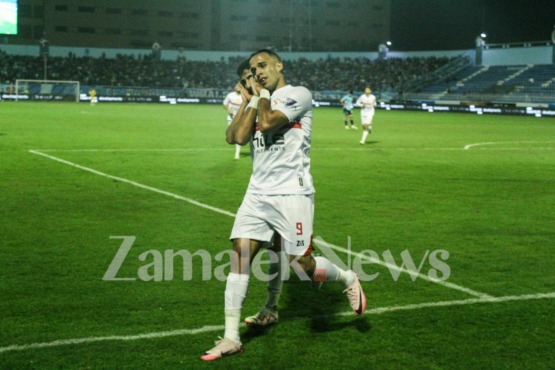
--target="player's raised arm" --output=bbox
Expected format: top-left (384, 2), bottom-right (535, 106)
top-left (226, 83), bottom-right (249, 144)
top-left (231, 83), bottom-right (258, 146)
top-left (227, 61), bottom-right (258, 146)
top-left (255, 89), bottom-right (289, 133)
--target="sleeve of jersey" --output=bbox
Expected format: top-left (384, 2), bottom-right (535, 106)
top-left (273, 87), bottom-right (312, 122)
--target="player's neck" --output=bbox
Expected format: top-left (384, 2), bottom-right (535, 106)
top-left (272, 79), bottom-right (287, 93)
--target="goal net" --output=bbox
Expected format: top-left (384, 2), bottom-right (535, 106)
top-left (15, 79), bottom-right (80, 102)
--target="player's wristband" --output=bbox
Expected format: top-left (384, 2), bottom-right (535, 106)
top-left (247, 96), bottom-right (259, 110)
top-left (259, 89), bottom-right (270, 100)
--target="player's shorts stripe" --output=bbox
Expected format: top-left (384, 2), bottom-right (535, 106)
top-left (303, 234), bottom-right (314, 256)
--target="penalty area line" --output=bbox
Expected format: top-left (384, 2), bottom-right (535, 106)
top-left (1, 291), bottom-right (554, 354)
top-left (28, 149), bottom-right (491, 298)
top-left (33, 148), bottom-right (230, 152)
top-left (32, 147), bottom-right (465, 153)
top-left (27, 150), bottom-right (236, 218)
top-left (313, 237), bottom-right (492, 299)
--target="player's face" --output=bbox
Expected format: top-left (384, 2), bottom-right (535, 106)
top-left (250, 52), bottom-right (283, 92)
top-left (365, 88), bottom-right (371, 95)
top-left (240, 69), bottom-right (253, 87)
top-left (240, 69), bottom-right (254, 94)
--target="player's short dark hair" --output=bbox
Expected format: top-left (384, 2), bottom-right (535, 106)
top-left (249, 48), bottom-right (282, 63)
top-left (236, 59), bottom-right (251, 77)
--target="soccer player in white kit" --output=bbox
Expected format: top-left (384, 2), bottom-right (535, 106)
top-left (356, 87), bottom-right (377, 144)
top-left (201, 49), bottom-right (367, 361)
top-left (223, 86), bottom-right (243, 159)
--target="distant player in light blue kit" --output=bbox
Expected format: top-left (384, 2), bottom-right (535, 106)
top-left (340, 90), bottom-right (357, 129)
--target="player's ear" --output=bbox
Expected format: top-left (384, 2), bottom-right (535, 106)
top-left (276, 62), bottom-right (283, 73)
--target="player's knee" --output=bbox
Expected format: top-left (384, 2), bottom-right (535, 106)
top-left (230, 239), bottom-right (252, 262)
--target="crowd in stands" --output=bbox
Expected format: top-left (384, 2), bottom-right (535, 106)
top-left (0, 49), bottom-right (453, 93)
top-left (286, 56), bottom-right (452, 93)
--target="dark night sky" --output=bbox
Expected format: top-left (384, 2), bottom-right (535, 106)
top-left (390, 0), bottom-right (555, 51)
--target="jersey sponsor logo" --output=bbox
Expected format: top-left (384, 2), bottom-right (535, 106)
top-left (252, 132), bottom-right (285, 150)
top-left (273, 97), bottom-right (297, 107)
top-left (285, 98), bottom-right (297, 107)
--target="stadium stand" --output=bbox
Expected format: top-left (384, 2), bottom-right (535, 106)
top-left (0, 50), bottom-right (452, 96)
top-left (1, 48), bottom-right (553, 106)
top-left (442, 64), bottom-right (555, 104)
top-left (403, 60), bottom-right (555, 104)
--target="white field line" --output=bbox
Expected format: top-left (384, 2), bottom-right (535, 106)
top-left (470, 148), bottom-right (555, 150)
top-left (28, 150), bottom-right (236, 218)
top-left (464, 140), bottom-right (555, 150)
top-left (28, 149), bottom-right (491, 298)
top-left (32, 144), bottom-right (555, 153)
top-left (34, 147), bottom-right (463, 152)
top-left (313, 237), bottom-right (492, 299)
top-left (1, 291), bottom-right (554, 354)
top-left (35, 148), bottom-right (231, 152)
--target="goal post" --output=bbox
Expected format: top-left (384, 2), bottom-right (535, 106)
top-left (15, 79), bottom-right (81, 102)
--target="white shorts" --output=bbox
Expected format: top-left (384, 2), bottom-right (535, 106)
top-left (361, 110), bottom-right (374, 125)
top-left (230, 193), bottom-right (314, 256)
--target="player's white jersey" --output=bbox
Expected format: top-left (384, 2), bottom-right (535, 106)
top-left (223, 92), bottom-right (243, 122)
top-left (356, 94), bottom-right (377, 112)
top-left (247, 85), bottom-right (314, 195)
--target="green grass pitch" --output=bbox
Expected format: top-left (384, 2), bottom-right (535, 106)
top-left (0, 101), bottom-right (554, 369)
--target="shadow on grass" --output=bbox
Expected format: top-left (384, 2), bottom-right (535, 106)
top-left (310, 313), bottom-right (371, 334)
top-left (242, 274), bottom-right (371, 345)
top-left (242, 323), bottom-right (276, 344)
